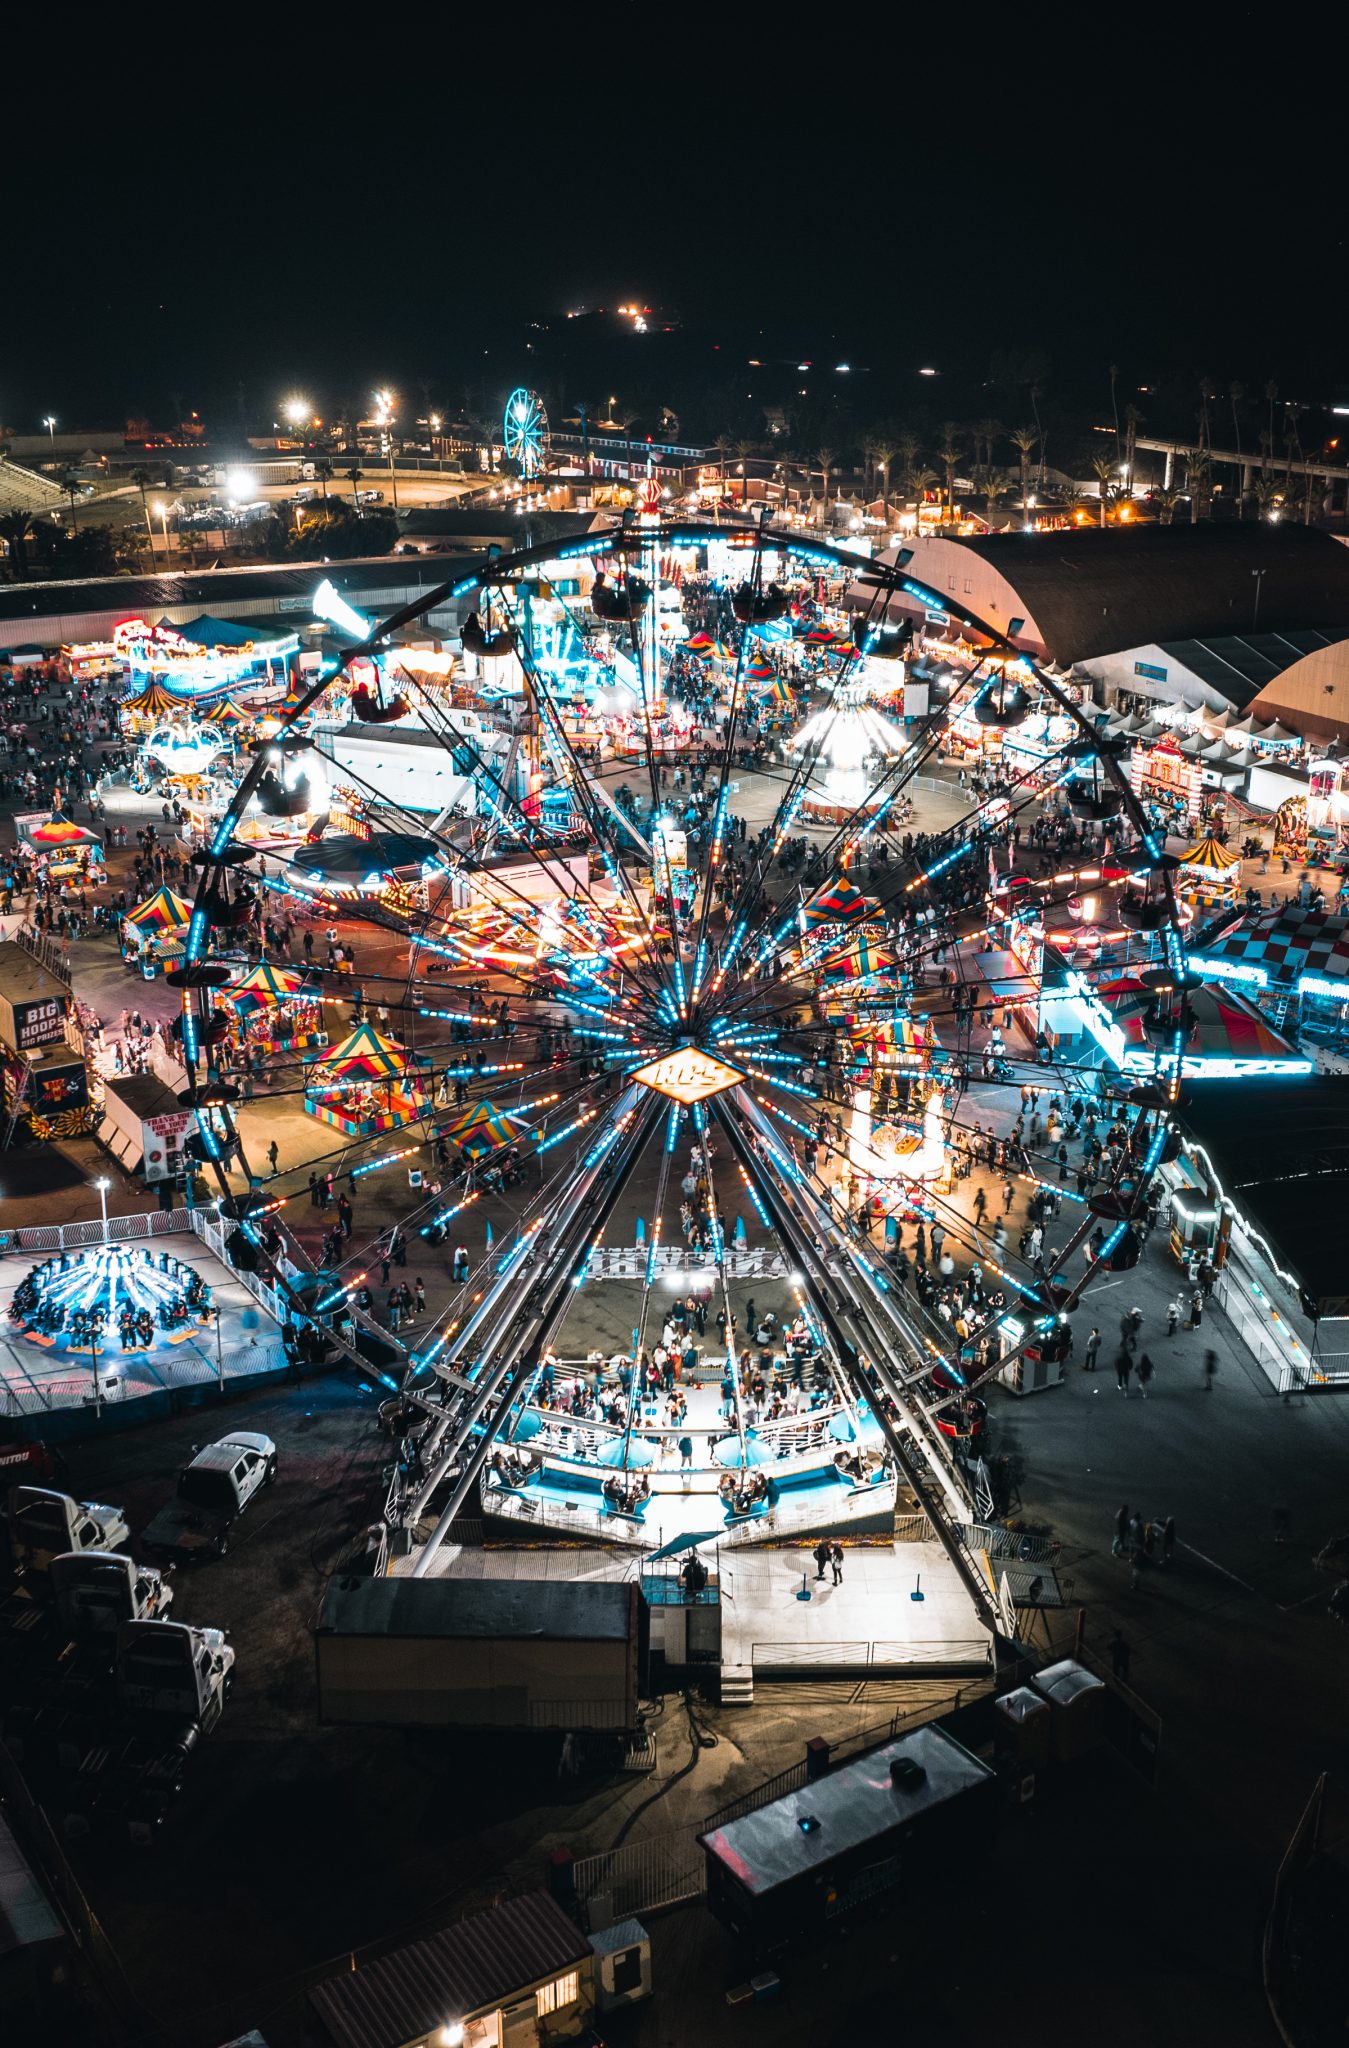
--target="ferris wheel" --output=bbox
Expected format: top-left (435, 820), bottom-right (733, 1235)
top-left (502, 387), bottom-right (548, 478)
top-left (175, 519), bottom-right (1189, 1584)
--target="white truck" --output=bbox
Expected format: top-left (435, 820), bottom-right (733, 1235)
top-left (116, 1617), bottom-right (234, 1737)
top-left (141, 1432), bottom-right (277, 1559)
top-left (6, 1486), bottom-right (131, 1575)
top-left (50, 1550), bottom-right (173, 1641)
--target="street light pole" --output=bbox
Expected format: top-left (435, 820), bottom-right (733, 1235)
top-left (94, 1176), bottom-right (110, 1244)
top-left (214, 1307), bottom-right (223, 1390)
top-left (1251, 568), bottom-right (1266, 631)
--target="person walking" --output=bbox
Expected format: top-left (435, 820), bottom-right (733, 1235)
top-left (1109, 1629), bottom-right (1131, 1682)
top-left (1188, 1287), bottom-right (1204, 1329)
top-left (1114, 1347), bottom-right (1132, 1395)
top-left (1166, 1296), bottom-right (1181, 1337)
top-left (1137, 1352), bottom-right (1155, 1399)
top-left (267, 1139), bottom-right (280, 1176)
top-left (1202, 1348), bottom-right (1218, 1392)
top-left (829, 1541), bottom-right (844, 1586)
top-left (678, 1434), bottom-right (694, 1472)
top-left (813, 1539), bottom-right (830, 1582)
top-left (1083, 1326), bottom-right (1101, 1372)
top-left (973, 1186), bottom-right (987, 1229)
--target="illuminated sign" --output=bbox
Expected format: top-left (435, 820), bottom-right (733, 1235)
top-left (1298, 973), bottom-right (1349, 1002)
top-left (632, 1048), bottom-right (743, 1106)
top-left (1194, 958), bottom-right (1268, 989)
top-left (1134, 660), bottom-right (1167, 682)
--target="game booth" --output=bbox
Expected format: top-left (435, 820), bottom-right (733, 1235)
top-left (303, 1022), bottom-right (430, 1137)
top-left (1176, 834), bottom-right (1243, 910)
top-left (121, 887), bottom-right (193, 978)
top-left (18, 817), bottom-right (105, 885)
top-left (223, 961), bottom-right (326, 1058)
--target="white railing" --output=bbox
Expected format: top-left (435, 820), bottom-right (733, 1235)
top-left (482, 1468), bottom-right (896, 1549)
top-left (189, 1210), bottom-right (287, 1327)
top-left (751, 1637), bottom-right (992, 1671)
top-left (1, 1209), bottom-right (195, 1256)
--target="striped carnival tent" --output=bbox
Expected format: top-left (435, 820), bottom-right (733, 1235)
top-left (445, 1100), bottom-right (532, 1157)
top-left (124, 886), bottom-right (192, 933)
top-left (801, 877), bottom-right (880, 927)
top-left (1179, 835), bottom-right (1241, 873)
top-left (202, 697), bottom-right (253, 727)
top-left (224, 961), bottom-right (307, 1010)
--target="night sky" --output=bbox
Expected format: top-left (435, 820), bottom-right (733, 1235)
top-left (10, 14), bottom-right (1345, 435)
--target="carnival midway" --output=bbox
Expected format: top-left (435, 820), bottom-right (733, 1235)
top-left (1, 438), bottom-right (1347, 1666)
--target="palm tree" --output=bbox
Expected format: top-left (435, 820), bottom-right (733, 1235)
top-left (61, 474), bottom-right (81, 534)
top-left (814, 447), bottom-right (836, 523)
top-left (979, 468), bottom-right (1014, 505)
top-left (907, 465), bottom-right (940, 526)
top-left (1151, 485), bottom-right (1179, 526)
top-left (1265, 380), bottom-right (1279, 459)
top-left (713, 433), bottom-right (734, 486)
top-left (1010, 425), bottom-right (1039, 515)
top-left (1089, 455), bottom-right (1115, 529)
top-left (130, 466), bottom-right (154, 549)
top-left (974, 418), bottom-right (1004, 471)
top-left (344, 465), bottom-right (365, 512)
top-left (314, 459), bottom-right (334, 508)
top-left (1122, 403), bottom-right (1143, 497)
top-left (1186, 447), bottom-right (1211, 523)
top-left (734, 437), bottom-right (756, 504)
top-left (872, 439), bottom-right (896, 519)
top-left (1252, 474), bottom-right (1281, 521)
top-left (0, 512), bottom-right (35, 578)
top-left (896, 430), bottom-right (920, 483)
top-left (937, 425), bottom-right (963, 521)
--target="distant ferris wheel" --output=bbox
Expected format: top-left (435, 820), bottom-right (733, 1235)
top-left (502, 387), bottom-right (548, 478)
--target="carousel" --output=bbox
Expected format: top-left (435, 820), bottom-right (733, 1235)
top-left (303, 1022), bottom-right (430, 1137)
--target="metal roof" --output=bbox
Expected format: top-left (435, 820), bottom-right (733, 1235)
top-left (0, 554), bottom-right (478, 634)
top-left (1179, 1075), bottom-right (1349, 1314)
top-left (317, 1575), bottom-right (635, 1643)
top-left (904, 526), bottom-right (1349, 665)
top-left (698, 1725), bottom-right (995, 1896)
top-left (1155, 628), bottom-right (1347, 709)
top-left (309, 1891), bottom-right (591, 2048)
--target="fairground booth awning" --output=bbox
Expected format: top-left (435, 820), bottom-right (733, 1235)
top-left (304, 1022), bottom-right (429, 1137)
top-left (1194, 906), bottom-right (1349, 1001)
top-left (224, 961), bottom-right (308, 1010)
top-left (1073, 971), bottom-right (1312, 1080)
top-left (124, 886), bottom-right (193, 934)
top-left (120, 680), bottom-right (190, 722)
top-left (445, 1100), bottom-right (533, 1157)
top-left (801, 878), bottom-right (880, 928)
top-left (202, 696), bottom-right (253, 727)
top-left (23, 818), bottom-right (102, 850)
top-left (1179, 835), bottom-right (1241, 874)
top-left (1180, 1076), bottom-right (1349, 1317)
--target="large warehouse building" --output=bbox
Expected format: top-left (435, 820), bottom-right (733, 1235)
top-left (856, 526), bottom-right (1349, 738)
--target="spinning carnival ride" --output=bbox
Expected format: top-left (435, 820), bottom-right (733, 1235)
top-left (170, 522), bottom-right (1190, 1587)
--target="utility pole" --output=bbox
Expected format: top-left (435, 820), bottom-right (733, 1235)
top-left (1251, 568), bottom-right (1266, 632)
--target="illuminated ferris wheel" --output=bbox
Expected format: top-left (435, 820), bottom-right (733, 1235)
top-left (175, 520), bottom-right (1191, 1581)
top-left (502, 387), bottom-right (548, 478)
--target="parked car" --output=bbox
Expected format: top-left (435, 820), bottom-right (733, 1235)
top-left (141, 1433), bottom-right (276, 1560)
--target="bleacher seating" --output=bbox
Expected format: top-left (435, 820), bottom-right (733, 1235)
top-left (0, 460), bottom-right (67, 516)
